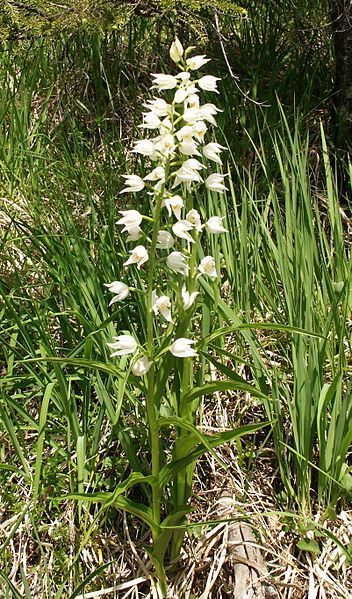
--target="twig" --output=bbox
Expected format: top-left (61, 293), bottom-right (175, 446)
top-left (214, 11), bottom-right (270, 108)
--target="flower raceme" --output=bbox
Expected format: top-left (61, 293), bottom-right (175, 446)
top-left (105, 39), bottom-right (228, 366)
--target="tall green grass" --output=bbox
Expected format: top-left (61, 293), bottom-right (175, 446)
top-left (209, 108), bottom-right (352, 513)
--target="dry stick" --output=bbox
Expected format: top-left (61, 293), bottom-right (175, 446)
top-left (214, 11), bottom-right (270, 108)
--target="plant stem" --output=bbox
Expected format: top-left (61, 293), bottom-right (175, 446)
top-left (145, 162), bottom-right (170, 532)
top-left (171, 195), bottom-right (199, 560)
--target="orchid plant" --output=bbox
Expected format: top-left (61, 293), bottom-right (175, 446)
top-left (99, 39), bottom-right (260, 595)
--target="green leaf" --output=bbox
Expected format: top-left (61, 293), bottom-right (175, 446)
top-left (19, 356), bottom-right (143, 392)
top-left (157, 415), bottom-right (227, 470)
top-left (58, 471), bottom-right (156, 506)
top-left (33, 382), bottom-right (56, 501)
top-left (297, 538), bottom-right (321, 554)
top-left (153, 506), bottom-right (193, 564)
top-left (58, 472), bottom-right (158, 534)
top-left (198, 323), bottom-right (325, 348)
top-left (184, 380), bottom-right (269, 404)
top-left (0, 572), bottom-right (23, 598)
top-left (69, 562), bottom-right (113, 599)
top-left (160, 422), bottom-right (268, 488)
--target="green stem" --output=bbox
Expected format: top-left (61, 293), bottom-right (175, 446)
top-left (171, 194), bottom-right (199, 561)
top-left (145, 161), bottom-right (170, 533)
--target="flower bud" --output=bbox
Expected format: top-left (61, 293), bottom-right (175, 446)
top-left (169, 37), bottom-right (184, 63)
top-left (131, 356), bottom-right (152, 377)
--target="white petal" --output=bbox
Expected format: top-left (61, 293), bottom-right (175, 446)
top-left (151, 74), bottom-right (178, 90)
top-left (166, 251), bottom-right (189, 275)
top-left (132, 356), bottom-right (153, 376)
top-left (120, 175), bottom-right (145, 194)
top-left (172, 220), bottom-right (194, 243)
top-left (186, 55), bottom-right (210, 70)
top-left (132, 139), bottom-right (155, 156)
top-left (197, 75), bottom-right (220, 93)
top-left (170, 37), bottom-right (184, 63)
top-left (170, 338), bottom-right (197, 358)
top-left (205, 174), bottom-right (228, 193)
top-left (182, 286), bottom-right (199, 309)
top-left (206, 216), bottom-right (228, 234)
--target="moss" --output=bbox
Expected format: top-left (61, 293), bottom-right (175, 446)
top-left (0, 0), bottom-right (245, 43)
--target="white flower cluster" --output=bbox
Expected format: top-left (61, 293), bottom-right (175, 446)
top-left (105, 38), bottom-right (228, 374)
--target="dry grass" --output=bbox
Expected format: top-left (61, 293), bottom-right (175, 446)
top-left (1, 390), bottom-right (351, 598)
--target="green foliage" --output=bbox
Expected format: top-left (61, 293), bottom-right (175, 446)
top-left (0, 0), bottom-right (244, 42)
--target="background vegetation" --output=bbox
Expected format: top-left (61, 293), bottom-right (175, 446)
top-left (0, 0), bottom-right (351, 597)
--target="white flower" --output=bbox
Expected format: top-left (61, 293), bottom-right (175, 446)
top-left (186, 55), bottom-right (210, 70)
top-left (131, 356), bottom-right (153, 376)
top-left (132, 139), bottom-right (155, 156)
top-left (203, 142), bottom-right (225, 164)
top-left (170, 338), bottom-right (197, 358)
top-left (120, 175), bottom-right (145, 194)
top-left (126, 226), bottom-right (143, 242)
top-left (159, 118), bottom-right (172, 133)
top-left (104, 281), bottom-right (130, 305)
top-left (152, 293), bottom-right (172, 322)
top-left (157, 230), bottom-right (175, 249)
top-left (116, 210), bottom-right (143, 232)
top-left (107, 334), bottom-right (137, 357)
top-left (198, 75), bottom-right (220, 93)
top-left (186, 209), bottom-right (202, 231)
top-left (181, 83), bottom-right (198, 97)
top-left (143, 97), bottom-right (170, 117)
top-left (172, 220), bottom-right (195, 243)
top-left (206, 216), bottom-right (228, 234)
top-left (151, 74), bottom-right (178, 90)
top-left (183, 107), bottom-right (202, 124)
top-left (179, 140), bottom-right (201, 156)
top-left (139, 112), bottom-right (161, 129)
top-left (205, 173), bottom-right (228, 193)
top-left (176, 71), bottom-right (191, 82)
top-left (182, 158), bottom-right (205, 171)
top-left (170, 36), bottom-right (184, 63)
top-left (182, 286), bottom-right (199, 310)
top-left (164, 195), bottom-right (184, 220)
top-left (124, 245), bottom-right (149, 269)
top-left (185, 94), bottom-right (200, 110)
top-left (154, 133), bottom-right (175, 156)
top-left (174, 87), bottom-right (189, 104)
top-left (167, 251), bottom-right (189, 275)
top-left (199, 103), bottom-right (222, 125)
top-left (192, 121), bottom-right (207, 142)
top-left (144, 166), bottom-right (165, 182)
top-left (172, 166), bottom-right (203, 187)
top-left (176, 125), bottom-right (195, 142)
top-left (198, 256), bottom-right (217, 278)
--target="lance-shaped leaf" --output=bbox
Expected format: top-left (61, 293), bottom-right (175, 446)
top-left (152, 506), bottom-right (193, 565)
top-left (157, 415), bottom-right (227, 470)
top-left (197, 323), bottom-right (325, 348)
top-left (58, 471), bottom-right (155, 503)
top-left (58, 472), bottom-right (159, 534)
top-left (183, 379), bottom-right (270, 404)
top-left (160, 422), bottom-right (268, 488)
